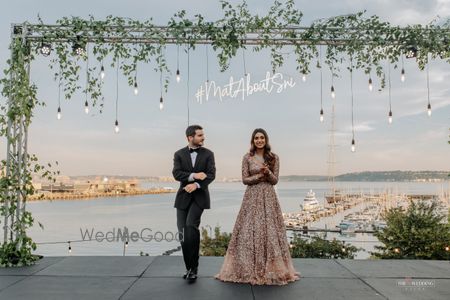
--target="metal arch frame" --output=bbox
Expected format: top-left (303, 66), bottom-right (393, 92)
top-left (3, 23), bottom-right (30, 245)
top-left (3, 22), bottom-right (449, 245)
top-left (11, 23), bottom-right (450, 45)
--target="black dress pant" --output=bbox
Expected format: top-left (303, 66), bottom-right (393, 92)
top-left (176, 199), bottom-right (204, 271)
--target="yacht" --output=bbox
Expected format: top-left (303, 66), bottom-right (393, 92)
top-left (302, 190), bottom-right (321, 211)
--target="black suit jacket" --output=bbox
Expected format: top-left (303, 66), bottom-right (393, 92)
top-left (172, 146), bottom-right (216, 210)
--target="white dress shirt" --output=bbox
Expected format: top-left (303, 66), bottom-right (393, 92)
top-left (187, 147), bottom-right (201, 188)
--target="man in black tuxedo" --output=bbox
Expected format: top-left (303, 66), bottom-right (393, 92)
top-left (173, 125), bottom-right (216, 283)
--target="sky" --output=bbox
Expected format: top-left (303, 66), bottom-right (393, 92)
top-left (0, 0), bottom-right (449, 179)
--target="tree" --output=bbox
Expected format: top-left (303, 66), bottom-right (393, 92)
top-left (290, 234), bottom-right (360, 259)
top-left (200, 226), bottom-right (231, 256)
top-left (371, 200), bottom-right (450, 260)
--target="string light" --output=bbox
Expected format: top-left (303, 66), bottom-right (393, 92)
top-left (319, 46), bottom-right (324, 123)
top-left (176, 44), bottom-right (181, 83)
top-left (388, 62), bottom-right (393, 124)
top-left (84, 42), bottom-right (89, 114)
top-left (160, 68), bottom-right (164, 111)
top-left (368, 76), bottom-right (373, 91)
top-left (114, 58), bottom-right (120, 133)
top-left (115, 120), bottom-right (119, 133)
top-left (186, 45), bottom-right (190, 126)
top-left (394, 248), bottom-right (400, 253)
top-left (330, 69), bottom-right (336, 99)
top-left (57, 65), bottom-right (62, 120)
top-left (100, 63), bottom-right (105, 80)
top-left (350, 58), bottom-right (356, 153)
top-left (242, 47), bottom-right (248, 77)
top-left (134, 81), bottom-right (138, 95)
top-left (133, 67), bottom-right (138, 95)
top-left (206, 44), bottom-right (209, 83)
top-left (426, 62), bottom-right (432, 117)
top-left (445, 246), bottom-right (449, 252)
top-left (401, 55), bottom-right (405, 82)
top-left (302, 71), bottom-right (306, 82)
top-left (68, 241), bottom-right (72, 253)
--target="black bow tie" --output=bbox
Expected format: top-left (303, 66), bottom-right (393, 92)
top-left (189, 148), bottom-right (198, 153)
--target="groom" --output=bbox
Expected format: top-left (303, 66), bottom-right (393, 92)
top-left (173, 125), bottom-right (216, 283)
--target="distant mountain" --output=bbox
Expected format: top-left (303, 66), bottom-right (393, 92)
top-left (279, 175), bottom-right (328, 181)
top-left (280, 171), bottom-right (449, 182)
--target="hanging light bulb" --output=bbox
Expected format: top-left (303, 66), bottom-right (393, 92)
top-left (302, 73), bottom-right (306, 82)
top-left (319, 109), bottom-right (324, 122)
top-left (114, 120), bottom-right (120, 133)
top-left (134, 82), bottom-right (138, 95)
top-left (160, 96), bottom-right (164, 111)
top-left (368, 78), bottom-right (373, 91)
top-left (100, 65), bottom-right (105, 80)
top-left (351, 139), bottom-right (356, 152)
top-left (125, 241), bottom-right (129, 248)
top-left (427, 103), bottom-right (432, 116)
top-left (68, 241), bottom-right (72, 253)
top-left (176, 69), bottom-right (181, 83)
top-left (401, 68), bottom-right (405, 82)
top-left (388, 110), bottom-right (393, 124)
top-left (84, 101), bottom-right (89, 114)
top-left (57, 107), bottom-right (61, 120)
top-left (331, 85), bottom-right (335, 99)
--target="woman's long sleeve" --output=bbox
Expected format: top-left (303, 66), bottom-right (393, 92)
top-left (242, 155), bottom-right (263, 185)
top-left (265, 155), bottom-right (279, 185)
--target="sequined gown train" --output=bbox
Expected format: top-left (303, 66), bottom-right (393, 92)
top-left (214, 153), bottom-right (300, 285)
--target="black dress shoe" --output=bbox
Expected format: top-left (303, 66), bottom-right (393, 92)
top-left (187, 268), bottom-right (197, 283)
top-left (183, 269), bottom-right (190, 279)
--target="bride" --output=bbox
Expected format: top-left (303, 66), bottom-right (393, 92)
top-left (215, 128), bottom-right (300, 285)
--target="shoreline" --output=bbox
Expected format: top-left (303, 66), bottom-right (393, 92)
top-left (28, 189), bottom-right (176, 202)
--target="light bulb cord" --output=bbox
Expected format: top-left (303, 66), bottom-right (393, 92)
top-left (350, 57), bottom-right (355, 139)
top-left (116, 57), bottom-right (119, 121)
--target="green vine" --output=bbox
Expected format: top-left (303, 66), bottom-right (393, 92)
top-left (1, 0), bottom-right (449, 267)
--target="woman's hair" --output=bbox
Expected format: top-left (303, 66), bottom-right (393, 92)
top-left (249, 128), bottom-right (276, 171)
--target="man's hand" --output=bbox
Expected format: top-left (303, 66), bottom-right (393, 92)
top-left (184, 183), bottom-right (198, 193)
top-left (193, 172), bottom-right (207, 180)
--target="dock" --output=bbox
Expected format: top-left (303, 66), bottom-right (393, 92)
top-left (28, 188), bottom-right (175, 201)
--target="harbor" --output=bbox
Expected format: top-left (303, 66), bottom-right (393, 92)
top-left (28, 178), bottom-right (175, 201)
top-left (283, 187), bottom-right (450, 257)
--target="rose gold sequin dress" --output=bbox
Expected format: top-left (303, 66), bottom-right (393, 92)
top-left (215, 153), bottom-right (300, 285)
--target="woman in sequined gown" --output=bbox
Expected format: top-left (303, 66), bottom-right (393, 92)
top-left (215, 128), bottom-right (300, 285)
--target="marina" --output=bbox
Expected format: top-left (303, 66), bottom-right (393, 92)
top-left (283, 188), bottom-right (450, 241)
